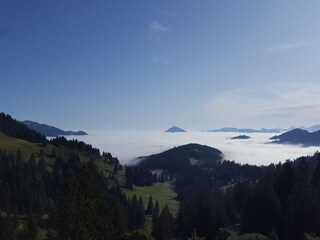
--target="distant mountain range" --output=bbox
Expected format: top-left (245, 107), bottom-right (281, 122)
top-left (165, 126), bottom-right (186, 133)
top-left (22, 120), bottom-right (88, 137)
top-left (301, 124), bottom-right (320, 132)
top-left (206, 127), bottom-right (284, 133)
top-left (270, 128), bottom-right (320, 146)
top-left (231, 135), bottom-right (251, 139)
top-left (205, 124), bottom-right (320, 133)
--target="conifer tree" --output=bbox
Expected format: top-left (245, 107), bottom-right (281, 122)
top-left (37, 155), bottom-right (47, 177)
top-left (146, 195), bottom-right (154, 215)
top-left (152, 200), bottom-right (160, 238)
top-left (155, 204), bottom-right (174, 240)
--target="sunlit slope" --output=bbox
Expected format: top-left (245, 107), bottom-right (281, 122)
top-left (0, 131), bottom-right (113, 171)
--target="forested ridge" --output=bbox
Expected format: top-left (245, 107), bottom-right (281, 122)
top-left (1, 113), bottom-right (320, 240)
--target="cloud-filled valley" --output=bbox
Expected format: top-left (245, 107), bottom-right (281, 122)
top-left (66, 130), bottom-right (319, 166)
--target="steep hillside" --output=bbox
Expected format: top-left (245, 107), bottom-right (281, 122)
top-left (0, 113), bottom-right (46, 144)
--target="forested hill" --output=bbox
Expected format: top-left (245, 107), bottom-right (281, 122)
top-left (137, 143), bottom-right (271, 185)
top-left (138, 143), bottom-right (222, 172)
top-left (0, 113), bottom-right (47, 144)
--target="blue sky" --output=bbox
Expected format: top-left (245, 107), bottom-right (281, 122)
top-left (1, 0), bottom-right (320, 130)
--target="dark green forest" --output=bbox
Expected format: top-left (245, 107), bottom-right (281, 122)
top-left (1, 113), bottom-right (320, 240)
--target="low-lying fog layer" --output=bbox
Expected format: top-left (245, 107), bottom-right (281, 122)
top-left (66, 131), bottom-right (319, 166)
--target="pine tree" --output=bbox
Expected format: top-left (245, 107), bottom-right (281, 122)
top-left (285, 159), bottom-right (320, 240)
top-left (146, 195), bottom-right (154, 215)
top-left (156, 204), bottom-right (174, 240)
top-left (138, 195), bottom-right (145, 227)
top-left (152, 200), bottom-right (160, 238)
top-left (37, 155), bottom-right (47, 177)
top-left (274, 160), bottom-right (295, 213)
top-left (56, 163), bottom-right (115, 240)
top-left (312, 155), bottom-right (320, 186)
top-left (112, 201), bottom-right (127, 235)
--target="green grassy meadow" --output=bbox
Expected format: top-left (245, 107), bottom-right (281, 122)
top-left (123, 182), bottom-right (179, 216)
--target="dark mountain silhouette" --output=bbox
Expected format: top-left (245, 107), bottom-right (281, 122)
top-left (165, 126), bottom-right (186, 132)
top-left (270, 128), bottom-right (320, 146)
top-left (231, 135), bottom-right (251, 139)
top-left (22, 120), bottom-right (87, 137)
top-left (138, 143), bottom-right (222, 172)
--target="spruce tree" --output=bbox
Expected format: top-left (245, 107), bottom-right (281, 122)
top-left (152, 200), bottom-right (160, 239)
top-left (37, 155), bottom-right (47, 177)
top-left (146, 195), bottom-right (154, 215)
top-left (56, 163), bottom-right (115, 240)
top-left (157, 205), bottom-right (174, 240)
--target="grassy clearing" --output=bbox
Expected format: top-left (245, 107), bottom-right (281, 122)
top-left (0, 132), bottom-right (117, 173)
top-left (95, 159), bottom-right (126, 185)
top-left (123, 182), bottom-right (179, 216)
top-left (189, 158), bottom-right (200, 166)
top-left (0, 133), bottom-right (42, 159)
top-left (221, 183), bottom-right (235, 192)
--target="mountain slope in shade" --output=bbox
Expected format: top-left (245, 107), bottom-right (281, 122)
top-left (22, 120), bottom-right (88, 137)
top-left (138, 143), bottom-right (222, 172)
top-left (165, 126), bottom-right (186, 132)
top-left (270, 128), bottom-right (320, 146)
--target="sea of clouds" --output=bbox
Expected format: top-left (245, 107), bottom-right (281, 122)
top-left (66, 131), bottom-right (320, 166)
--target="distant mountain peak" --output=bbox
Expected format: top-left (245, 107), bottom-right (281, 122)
top-left (231, 135), bottom-right (251, 139)
top-left (165, 126), bottom-right (186, 133)
top-left (270, 128), bottom-right (320, 146)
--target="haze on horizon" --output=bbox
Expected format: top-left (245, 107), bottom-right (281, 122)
top-left (1, 1), bottom-right (320, 130)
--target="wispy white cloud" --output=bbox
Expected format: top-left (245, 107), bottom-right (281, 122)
top-left (149, 21), bottom-right (168, 33)
top-left (264, 41), bottom-right (313, 52)
top-left (200, 83), bottom-right (320, 128)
